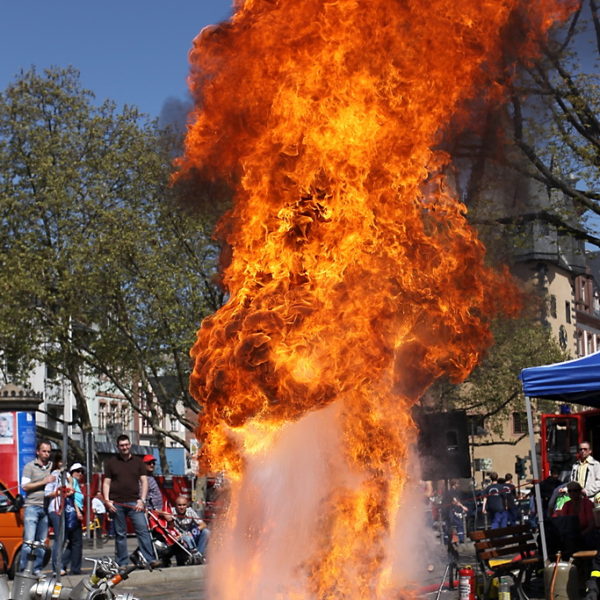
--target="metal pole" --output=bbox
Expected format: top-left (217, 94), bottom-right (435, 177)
top-left (86, 431), bottom-right (95, 549)
top-left (56, 412), bottom-right (69, 580)
top-left (525, 395), bottom-right (547, 563)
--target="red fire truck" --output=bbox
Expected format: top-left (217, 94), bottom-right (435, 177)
top-left (540, 407), bottom-right (600, 478)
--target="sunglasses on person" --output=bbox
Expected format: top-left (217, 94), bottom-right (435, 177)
top-left (72, 469), bottom-right (84, 473)
top-left (146, 461), bottom-right (156, 465)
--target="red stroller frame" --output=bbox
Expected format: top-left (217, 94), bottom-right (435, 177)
top-left (146, 509), bottom-right (202, 566)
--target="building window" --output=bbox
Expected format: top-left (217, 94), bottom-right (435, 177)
top-left (549, 295), bottom-right (557, 318)
top-left (559, 325), bottom-right (568, 350)
top-left (513, 412), bottom-right (528, 435)
top-left (109, 404), bottom-right (119, 425)
top-left (120, 406), bottom-right (132, 429)
top-left (47, 406), bottom-right (61, 432)
top-left (98, 403), bottom-right (107, 430)
top-left (467, 415), bottom-right (486, 436)
top-left (566, 301), bottom-right (571, 323)
top-left (170, 417), bottom-right (178, 431)
top-left (45, 363), bottom-right (58, 380)
top-left (141, 417), bottom-right (152, 435)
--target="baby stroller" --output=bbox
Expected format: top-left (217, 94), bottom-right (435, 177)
top-left (146, 509), bottom-right (204, 567)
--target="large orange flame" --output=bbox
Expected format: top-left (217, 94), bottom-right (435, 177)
top-left (176, 0), bottom-right (570, 597)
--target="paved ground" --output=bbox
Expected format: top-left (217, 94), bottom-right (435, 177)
top-left (16, 536), bottom-right (548, 600)
top-left (117, 575), bottom-right (206, 600)
top-left (27, 537), bottom-right (207, 600)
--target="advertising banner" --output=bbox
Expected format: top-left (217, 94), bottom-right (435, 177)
top-left (0, 411), bottom-right (36, 493)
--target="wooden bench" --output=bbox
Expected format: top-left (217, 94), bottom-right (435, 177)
top-left (468, 524), bottom-right (541, 600)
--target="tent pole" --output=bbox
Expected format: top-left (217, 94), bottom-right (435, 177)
top-left (525, 395), bottom-right (547, 563)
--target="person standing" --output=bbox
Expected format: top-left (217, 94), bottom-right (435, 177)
top-left (142, 455), bottom-right (163, 511)
top-left (92, 491), bottom-right (107, 537)
top-left (63, 463), bottom-right (85, 574)
top-left (502, 473), bottom-right (520, 525)
top-left (442, 480), bottom-right (468, 543)
top-left (44, 451), bottom-right (73, 576)
top-left (102, 434), bottom-right (154, 566)
top-left (20, 439), bottom-right (55, 574)
top-left (482, 472), bottom-right (508, 529)
top-left (46, 462), bottom-right (85, 575)
top-left (570, 441), bottom-right (600, 500)
top-left (540, 467), bottom-right (563, 517)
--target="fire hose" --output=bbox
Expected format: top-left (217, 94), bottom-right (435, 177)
top-left (1, 541), bottom-right (144, 600)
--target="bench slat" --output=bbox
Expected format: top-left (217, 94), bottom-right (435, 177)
top-left (478, 543), bottom-right (538, 561)
top-left (474, 533), bottom-right (534, 550)
top-left (469, 525), bottom-right (531, 541)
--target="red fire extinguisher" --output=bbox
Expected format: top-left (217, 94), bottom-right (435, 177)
top-left (458, 566), bottom-right (476, 600)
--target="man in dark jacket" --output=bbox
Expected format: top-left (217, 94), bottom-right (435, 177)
top-left (540, 467), bottom-right (563, 516)
top-left (502, 473), bottom-right (520, 525)
top-left (482, 472), bottom-right (507, 529)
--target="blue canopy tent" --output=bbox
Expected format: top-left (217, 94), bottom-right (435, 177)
top-left (520, 350), bottom-right (600, 561)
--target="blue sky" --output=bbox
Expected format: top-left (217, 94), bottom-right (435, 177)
top-left (0, 1), bottom-right (234, 118)
top-left (1, 2), bottom-right (595, 122)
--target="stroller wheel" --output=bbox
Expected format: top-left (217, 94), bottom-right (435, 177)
top-left (187, 552), bottom-right (204, 565)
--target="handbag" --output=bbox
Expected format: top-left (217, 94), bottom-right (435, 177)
top-left (64, 495), bottom-right (79, 531)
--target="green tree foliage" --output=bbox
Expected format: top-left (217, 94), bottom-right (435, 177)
top-left (0, 67), bottom-right (223, 456)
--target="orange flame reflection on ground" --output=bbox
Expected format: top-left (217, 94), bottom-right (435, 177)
top-left (176, 0), bottom-right (571, 597)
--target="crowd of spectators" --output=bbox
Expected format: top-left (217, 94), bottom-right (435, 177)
top-left (18, 435), bottom-right (210, 576)
top-left (425, 439), bottom-right (600, 570)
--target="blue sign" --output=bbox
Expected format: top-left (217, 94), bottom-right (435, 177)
top-left (17, 412), bottom-right (36, 492)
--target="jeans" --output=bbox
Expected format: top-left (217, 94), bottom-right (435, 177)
top-left (195, 528), bottom-right (210, 555)
top-left (48, 511), bottom-right (83, 574)
top-left (445, 514), bottom-right (465, 543)
top-left (506, 507), bottom-right (521, 526)
top-left (113, 503), bottom-right (155, 566)
top-left (490, 510), bottom-right (509, 529)
top-left (180, 527), bottom-right (210, 555)
top-left (20, 505), bottom-right (48, 573)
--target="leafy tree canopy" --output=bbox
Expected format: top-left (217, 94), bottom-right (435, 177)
top-left (0, 67), bottom-right (224, 458)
